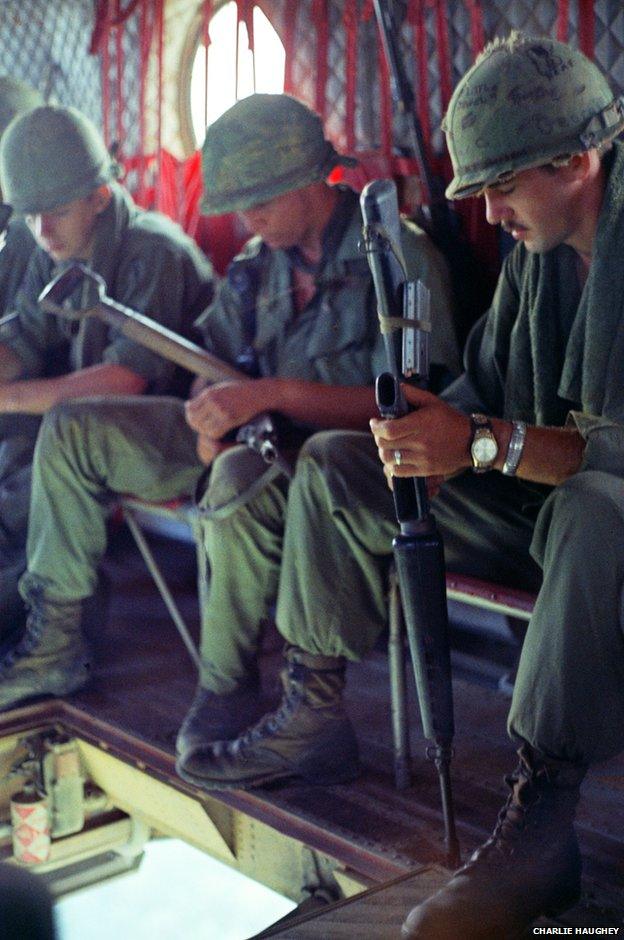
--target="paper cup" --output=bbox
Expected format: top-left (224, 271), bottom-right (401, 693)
top-left (10, 791), bottom-right (51, 865)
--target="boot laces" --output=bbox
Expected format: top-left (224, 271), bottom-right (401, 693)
top-left (467, 767), bottom-right (543, 866)
top-left (0, 613), bottom-right (43, 673)
top-left (230, 669), bottom-right (305, 755)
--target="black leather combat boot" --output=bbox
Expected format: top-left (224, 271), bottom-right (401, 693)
top-left (0, 578), bottom-right (89, 710)
top-left (176, 672), bottom-right (270, 755)
top-left (176, 645), bottom-right (361, 789)
top-left (401, 744), bottom-right (586, 939)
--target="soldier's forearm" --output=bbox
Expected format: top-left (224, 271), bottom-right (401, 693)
top-left (270, 378), bottom-right (377, 430)
top-left (490, 419), bottom-right (586, 485)
top-left (0, 363), bottom-right (148, 414)
top-left (0, 342), bottom-right (25, 383)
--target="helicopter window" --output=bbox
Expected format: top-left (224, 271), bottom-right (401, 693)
top-left (181, 1), bottom-right (285, 153)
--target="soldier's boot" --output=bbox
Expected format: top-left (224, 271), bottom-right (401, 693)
top-left (0, 580), bottom-right (90, 711)
top-left (402, 744), bottom-right (586, 940)
top-left (176, 670), bottom-right (270, 755)
top-left (176, 645), bottom-right (361, 789)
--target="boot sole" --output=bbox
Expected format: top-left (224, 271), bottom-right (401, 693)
top-left (175, 756), bottom-right (362, 791)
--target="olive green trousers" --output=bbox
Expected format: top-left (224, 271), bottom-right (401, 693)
top-left (25, 402), bottom-right (624, 765)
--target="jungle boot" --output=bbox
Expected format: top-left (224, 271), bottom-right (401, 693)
top-left (176, 670), bottom-right (271, 755)
top-left (176, 646), bottom-right (361, 789)
top-left (402, 744), bottom-right (586, 939)
top-left (0, 579), bottom-right (90, 711)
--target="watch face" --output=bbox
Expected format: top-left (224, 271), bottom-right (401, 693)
top-left (472, 436), bottom-right (498, 463)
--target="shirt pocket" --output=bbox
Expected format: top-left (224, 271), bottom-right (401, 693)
top-left (304, 278), bottom-right (376, 386)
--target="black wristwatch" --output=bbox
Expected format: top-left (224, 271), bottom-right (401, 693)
top-left (469, 413), bottom-right (498, 473)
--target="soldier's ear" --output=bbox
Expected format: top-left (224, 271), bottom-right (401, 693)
top-left (564, 152), bottom-right (592, 182)
top-left (91, 184), bottom-right (113, 215)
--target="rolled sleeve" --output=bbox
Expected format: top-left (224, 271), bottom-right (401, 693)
top-left (569, 411), bottom-right (624, 478)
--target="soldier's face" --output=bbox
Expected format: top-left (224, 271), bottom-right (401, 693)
top-left (238, 189), bottom-right (310, 249)
top-left (483, 165), bottom-right (580, 254)
top-left (25, 188), bottom-right (109, 262)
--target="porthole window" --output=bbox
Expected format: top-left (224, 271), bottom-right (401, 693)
top-left (180, 2), bottom-right (285, 153)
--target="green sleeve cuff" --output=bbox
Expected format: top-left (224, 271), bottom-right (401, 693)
top-left (568, 410), bottom-right (624, 476)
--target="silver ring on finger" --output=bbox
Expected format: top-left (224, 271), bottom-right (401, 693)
top-left (394, 450), bottom-right (402, 467)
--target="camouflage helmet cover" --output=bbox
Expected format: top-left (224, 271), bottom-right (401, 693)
top-left (0, 105), bottom-right (121, 215)
top-left (201, 93), bottom-right (357, 215)
top-left (443, 32), bottom-right (624, 199)
top-left (0, 76), bottom-right (44, 138)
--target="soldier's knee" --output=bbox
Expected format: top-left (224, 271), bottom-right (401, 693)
top-left (37, 401), bottom-right (88, 453)
top-left (204, 445), bottom-right (277, 513)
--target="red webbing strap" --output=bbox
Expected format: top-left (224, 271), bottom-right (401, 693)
top-left (101, 19), bottom-right (111, 149)
top-left (314, 0), bottom-right (329, 121)
top-left (181, 150), bottom-right (203, 239)
top-left (155, 0), bottom-right (165, 212)
top-left (435, 0), bottom-right (452, 114)
top-left (556, 0), bottom-right (570, 41)
top-left (344, 0), bottom-right (357, 152)
top-left (361, 0), bottom-right (374, 22)
top-left (114, 1), bottom-right (125, 157)
top-left (379, 28), bottom-right (393, 164)
top-left (410, 0), bottom-right (431, 163)
top-left (577, 0), bottom-right (594, 57)
top-left (467, 0), bottom-right (485, 57)
top-left (137, 0), bottom-right (153, 204)
top-left (89, 0), bottom-right (111, 53)
top-left (283, 5), bottom-right (296, 95)
top-left (110, 0), bottom-right (142, 26)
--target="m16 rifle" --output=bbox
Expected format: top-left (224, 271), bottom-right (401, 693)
top-left (38, 262), bottom-right (291, 477)
top-left (360, 177), bottom-right (459, 868)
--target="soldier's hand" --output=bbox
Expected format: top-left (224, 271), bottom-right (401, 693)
top-left (195, 433), bottom-right (231, 466)
top-left (185, 378), bottom-right (275, 438)
top-left (370, 385), bottom-right (472, 479)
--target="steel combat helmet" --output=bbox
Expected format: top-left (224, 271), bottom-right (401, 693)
top-left (201, 93), bottom-right (357, 215)
top-left (0, 77), bottom-right (44, 138)
top-left (443, 32), bottom-right (624, 199)
top-left (0, 105), bottom-right (120, 214)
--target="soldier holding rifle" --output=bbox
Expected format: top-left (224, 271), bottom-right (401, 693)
top-left (371, 33), bottom-right (624, 939)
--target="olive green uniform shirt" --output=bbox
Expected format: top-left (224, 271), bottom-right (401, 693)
top-left (0, 219), bottom-right (36, 319)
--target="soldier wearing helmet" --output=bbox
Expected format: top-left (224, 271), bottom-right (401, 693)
top-left (0, 104), bottom-right (214, 639)
top-left (0, 77), bottom-right (44, 319)
top-left (9, 93), bottom-right (459, 761)
top-left (372, 33), bottom-right (624, 937)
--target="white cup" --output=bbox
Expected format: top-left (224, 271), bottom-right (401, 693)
top-left (10, 790), bottom-right (51, 865)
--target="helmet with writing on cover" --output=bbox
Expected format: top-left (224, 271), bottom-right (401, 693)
top-left (443, 31), bottom-right (624, 200)
top-left (200, 93), bottom-right (356, 215)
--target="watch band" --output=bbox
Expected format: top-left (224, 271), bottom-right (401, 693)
top-left (502, 420), bottom-right (527, 476)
